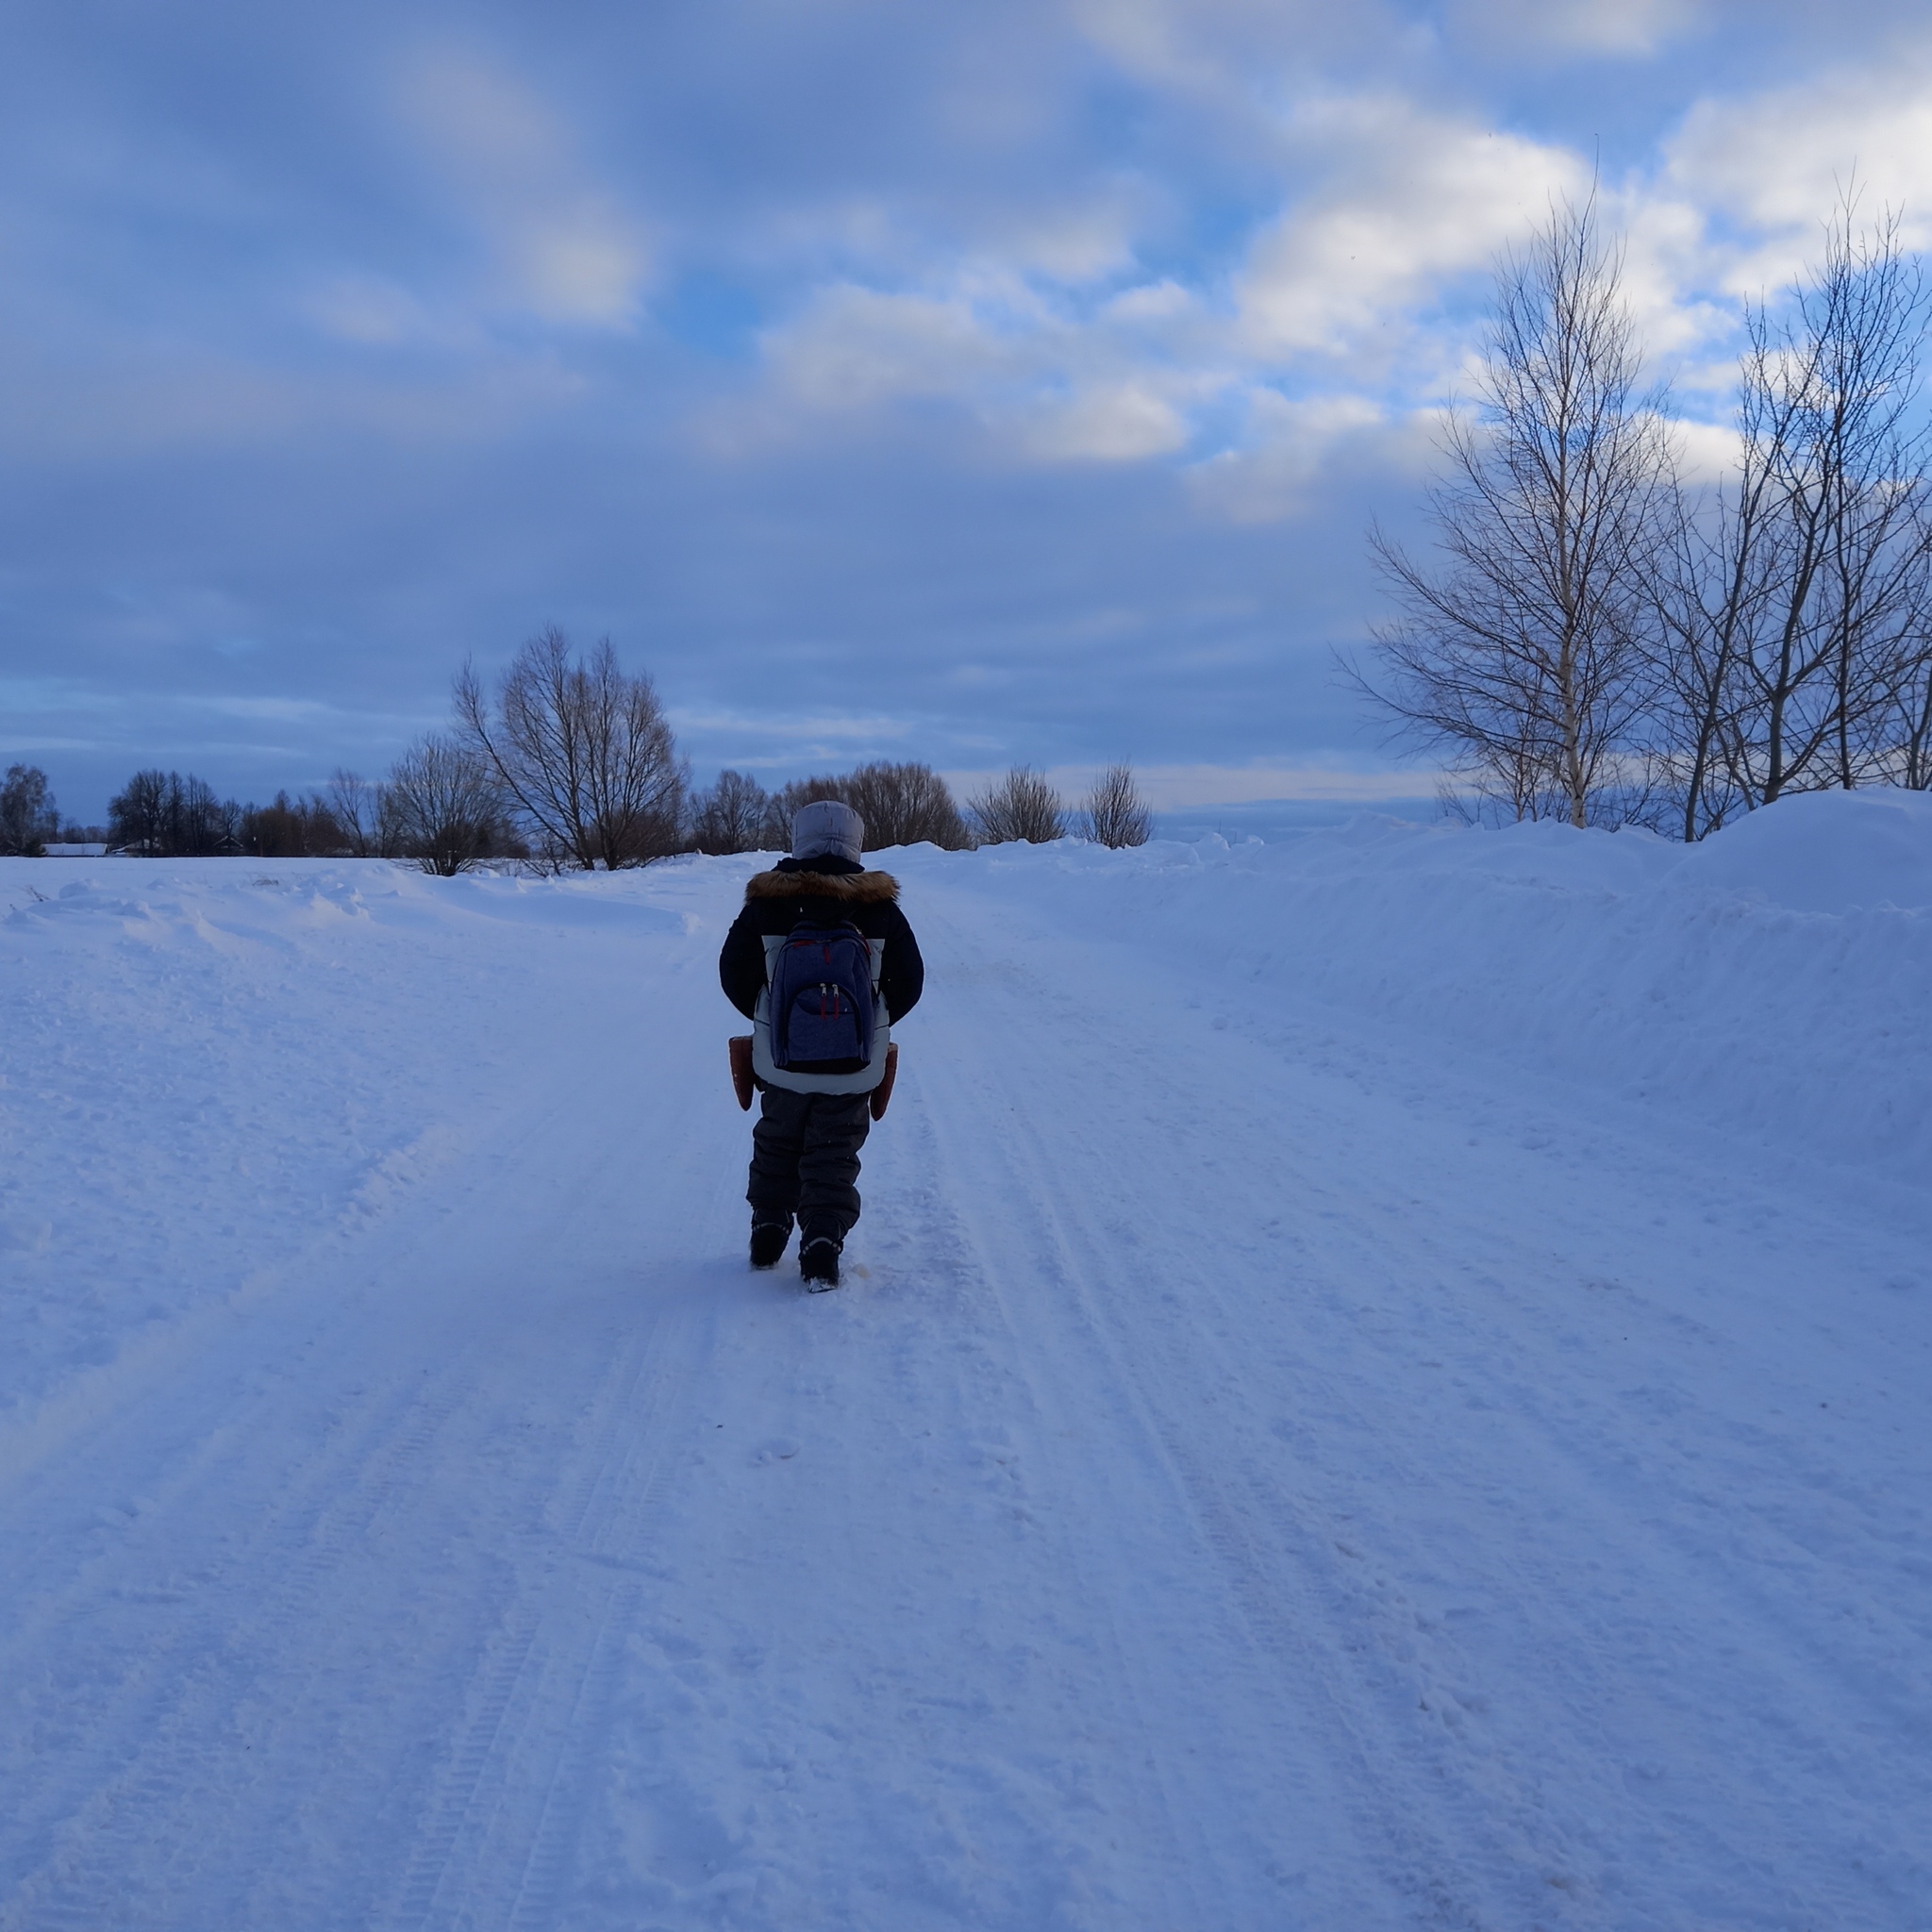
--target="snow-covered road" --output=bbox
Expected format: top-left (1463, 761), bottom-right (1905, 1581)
top-left (3, 816), bottom-right (1929, 1929)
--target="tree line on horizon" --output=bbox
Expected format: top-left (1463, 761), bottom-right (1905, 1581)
top-left (1359, 192), bottom-right (1932, 836)
top-left (3, 630), bottom-right (1153, 871)
top-left (689, 756), bottom-right (1150, 857)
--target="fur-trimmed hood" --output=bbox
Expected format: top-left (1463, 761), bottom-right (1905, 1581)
top-left (743, 867), bottom-right (900, 905)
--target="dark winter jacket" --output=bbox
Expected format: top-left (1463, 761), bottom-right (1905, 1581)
top-left (718, 856), bottom-right (924, 1025)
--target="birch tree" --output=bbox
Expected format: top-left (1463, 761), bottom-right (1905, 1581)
top-left (1654, 204), bottom-right (1932, 831)
top-left (1361, 194), bottom-right (1673, 827)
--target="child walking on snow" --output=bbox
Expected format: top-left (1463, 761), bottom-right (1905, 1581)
top-left (718, 800), bottom-right (924, 1289)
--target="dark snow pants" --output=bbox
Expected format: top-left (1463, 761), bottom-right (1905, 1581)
top-left (748, 1088), bottom-right (873, 1240)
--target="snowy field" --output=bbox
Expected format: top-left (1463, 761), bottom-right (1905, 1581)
top-left (3, 791), bottom-right (1930, 1931)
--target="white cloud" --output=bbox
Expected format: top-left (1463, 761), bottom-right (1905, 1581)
top-left (1609, 190), bottom-right (1729, 359)
top-left (1187, 390), bottom-right (1394, 522)
top-left (304, 275), bottom-right (438, 347)
top-left (1106, 279), bottom-right (1194, 325)
top-left (202, 696), bottom-right (345, 724)
top-left (989, 197), bottom-right (1148, 286)
top-left (398, 48), bottom-right (650, 328)
top-left (1066, 0), bottom-right (1252, 98)
top-left (1067, 0), bottom-right (1378, 104)
top-left (670, 708), bottom-right (913, 746)
top-left (1669, 415), bottom-right (1746, 485)
top-left (727, 51), bottom-right (1932, 504)
top-left (1236, 97), bottom-right (1586, 357)
top-left (1665, 52), bottom-right (1932, 284)
top-left (1450, 0), bottom-right (1702, 58)
top-left (1021, 380), bottom-right (1191, 460)
top-left (763, 285), bottom-right (1012, 410)
top-left (757, 276), bottom-right (1214, 461)
top-left (744, 93), bottom-right (1593, 472)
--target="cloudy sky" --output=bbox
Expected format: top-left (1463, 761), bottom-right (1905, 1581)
top-left (6, 0), bottom-right (1932, 820)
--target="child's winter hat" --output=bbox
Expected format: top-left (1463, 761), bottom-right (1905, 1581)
top-left (791, 798), bottom-right (865, 864)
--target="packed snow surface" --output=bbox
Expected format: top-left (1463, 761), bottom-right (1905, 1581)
top-left (3, 789), bottom-right (1930, 1930)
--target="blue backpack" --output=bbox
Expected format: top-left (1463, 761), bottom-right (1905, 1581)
top-left (770, 920), bottom-right (877, 1072)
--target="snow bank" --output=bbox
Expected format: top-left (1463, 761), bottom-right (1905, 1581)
top-left (0, 860), bottom-right (714, 1421)
top-left (906, 787), bottom-right (1932, 1199)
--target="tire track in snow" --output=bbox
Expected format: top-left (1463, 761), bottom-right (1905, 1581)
top-left (372, 1044), bottom-right (742, 1929)
top-left (0, 1330), bottom-right (497, 1932)
top-left (380, 1284), bottom-right (705, 1932)
top-left (903, 884), bottom-right (1540, 1926)
top-left (495, 1379), bottom-right (705, 1932)
top-left (868, 1084), bottom-right (1228, 1929)
top-left (874, 918), bottom-right (1324, 1921)
top-left (501, 1576), bottom-right (643, 1932)
top-left (384, 1606), bottom-right (547, 1929)
top-left (903, 865), bottom-right (1932, 1926)
top-left (0, 931), bottom-right (741, 1932)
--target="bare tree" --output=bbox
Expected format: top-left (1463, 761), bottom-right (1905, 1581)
top-left (1081, 763), bottom-right (1154, 847)
top-left (1653, 202), bottom-right (1932, 832)
top-left (240, 792), bottom-right (348, 858)
top-left (744, 764), bottom-right (970, 852)
top-left (760, 774), bottom-right (843, 850)
top-left (1647, 446), bottom-right (1779, 840)
top-left (689, 769), bottom-right (776, 854)
top-left (106, 771), bottom-right (243, 856)
top-left (325, 769), bottom-right (396, 858)
top-left (1357, 193), bottom-right (1673, 828)
top-left (384, 735), bottom-right (507, 875)
top-left (455, 627), bottom-right (685, 869)
top-left (968, 765), bottom-right (1065, 844)
top-left (843, 761), bottom-right (973, 849)
top-left (758, 793), bottom-right (795, 851)
top-left (1790, 209), bottom-right (1932, 795)
top-left (769, 772), bottom-right (844, 817)
top-left (0, 764), bottom-right (57, 855)
top-left (1885, 626), bottom-right (1932, 789)
top-left (106, 770), bottom-right (167, 854)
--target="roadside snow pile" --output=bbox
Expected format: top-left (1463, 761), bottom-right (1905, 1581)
top-left (927, 787), bottom-right (1932, 1199)
top-left (0, 861), bottom-right (710, 1421)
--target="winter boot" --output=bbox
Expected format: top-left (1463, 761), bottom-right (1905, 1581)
top-left (749, 1220), bottom-right (792, 1270)
top-left (798, 1227), bottom-right (842, 1291)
